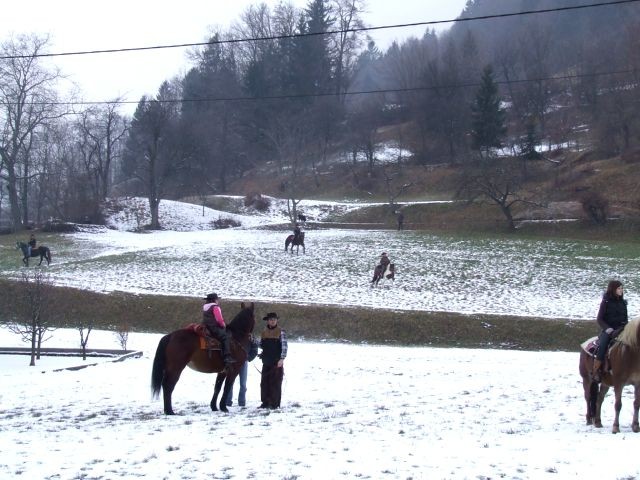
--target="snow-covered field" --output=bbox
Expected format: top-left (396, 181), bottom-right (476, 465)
top-left (1, 328), bottom-right (639, 480)
top-left (2, 197), bottom-right (638, 320)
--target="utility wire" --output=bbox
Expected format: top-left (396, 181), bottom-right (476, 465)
top-left (1, 0), bottom-right (638, 60)
top-left (20, 67), bottom-right (639, 108)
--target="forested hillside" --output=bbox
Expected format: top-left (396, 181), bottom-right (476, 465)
top-left (1, 0), bottom-right (639, 232)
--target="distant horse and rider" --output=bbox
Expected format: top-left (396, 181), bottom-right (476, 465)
top-left (579, 317), bottom-right (640, 433)
top-left (16, 241), bottom-right (52, 266)
top-left (371, 252), bottom-right (395, 287)
top-left (285, 222), bottom-right (305, 254)
top-left (151, 303), bottom-right (256, 415)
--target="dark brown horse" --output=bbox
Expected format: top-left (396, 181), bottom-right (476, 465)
top-left (285, 232), bottom-right (305, 254)
top-left (579, 318), bottom-right (640, 433)
top-left (151, 303), bottom-right (255, 415)
top-left (16, 241), bottom-right (52, 266)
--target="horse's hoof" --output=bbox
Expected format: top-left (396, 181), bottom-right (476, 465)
top-left (612, 425), bottom-right (620, 434)
top-left (632, 423), bottom-right (640, 433)
top-left (164, 410), bottom-right (175, 415)
top-left (595, 420), bottom-right (603, 428)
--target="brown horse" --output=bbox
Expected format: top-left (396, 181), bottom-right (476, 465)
top-left (285, 232), bottom-right (305, 254)
top-left (151, 303), bottom-right (255, 415)
top-left (579, 318), bottom-right (640, 433)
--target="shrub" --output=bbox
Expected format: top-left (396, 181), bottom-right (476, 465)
top-left (244, 192), bottom-right (271, 212)
top-left (580, 191), bottom-right (609, 225)
top-left (213, 217), bottom-right (241, 229)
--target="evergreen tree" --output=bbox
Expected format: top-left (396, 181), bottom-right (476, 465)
top-left (470, 64), bottom-right (506, 158)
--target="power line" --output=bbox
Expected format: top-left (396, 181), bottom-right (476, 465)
top-left (1, 0), bottom-right (638, 60)
top-left (20, 67), bottom-right (639, 109)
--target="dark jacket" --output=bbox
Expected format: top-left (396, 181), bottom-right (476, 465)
top-left (28, 237), bottom-right (36, 248)
top-left (596, 294), bottom-right (628, 331)
top-left (261, 326), bottom-right (287, 366)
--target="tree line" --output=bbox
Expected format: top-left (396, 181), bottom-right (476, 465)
top-left (1, 0), bottom-right (639, 231)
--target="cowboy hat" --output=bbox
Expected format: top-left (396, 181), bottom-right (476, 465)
top-left (262, 312), bottom-right (279, 321)
top-left (203, 293), bottom-right (219, 301)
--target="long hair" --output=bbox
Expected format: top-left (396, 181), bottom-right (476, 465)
top-left (605, 280), bottom-right (623, 299)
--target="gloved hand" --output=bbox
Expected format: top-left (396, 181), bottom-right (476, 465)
top-left (605, 328), bottom-right (614, 335)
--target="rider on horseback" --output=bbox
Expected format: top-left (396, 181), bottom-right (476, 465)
top-left (293, 222), bottom-right (302, 243)
top-left (27, 233), bottom-right (36, 257)
top-left (371, 252), bottom-right (391, 283)
top-left (202, 293), bottom-right (235, 372)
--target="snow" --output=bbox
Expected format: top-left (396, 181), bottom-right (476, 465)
top-left (2, 196), bottom-right (640, 479)
top-left (2, 196), bottom-right (636, 320)
top-left (1, 326), bottom-right (639, 479)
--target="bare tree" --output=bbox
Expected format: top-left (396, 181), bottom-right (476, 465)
top-left (76, 102), bottom-right (128, 203)
top-left (8, 270), bottom-right (54, 366)
top-left (114, 324), bottom-right (130, 351)
top-left (78, 321), bottom-right (93, 361)
top-left (0, 34), bottom-right (65, 230)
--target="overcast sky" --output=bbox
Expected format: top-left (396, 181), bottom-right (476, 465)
top-left (1, 0), bottom-right (467, 114)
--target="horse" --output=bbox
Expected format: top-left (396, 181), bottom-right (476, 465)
top-left (285, 232), bottom-right (305, 254)
top-left (16, 241), bottom-right (52, 266)
top-left (371, 263), bottom-right (395, 287)
top-left (151, 302), bottom-right (255, 415)
top-left (579, 318), bottom-right (640, 433)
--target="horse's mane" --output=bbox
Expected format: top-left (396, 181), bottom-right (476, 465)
top-left (617, 318), bottom-right (640, 349)
top-left (227, 303), bottom-right (255, 337)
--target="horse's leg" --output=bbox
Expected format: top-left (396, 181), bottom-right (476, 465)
top-left (38, 254), bottom-right (43, 266)
top-left (211, 373), bottom-right (226, 412)
top-left (594, 383), bottom-right (609, 428)
top-left (584, 377), bottom-right (598, 425)
top-left (632, 384), bottom-right (640, 433)
top-left (161, 370), bottom-right (182, 415)
top-left (161, 346), bottom-right (193, 415)
top-left (219, 371), bottom-right (239, 413)
top-left (612, 384), bottom-right (623, 433)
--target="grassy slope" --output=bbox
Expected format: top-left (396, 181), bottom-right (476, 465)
top-left (0, 279), bottom-right (596, 351)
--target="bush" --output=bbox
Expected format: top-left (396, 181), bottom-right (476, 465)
top-left (42, 220), bottom-right (78, 233)
top-left (580, 191), bottom-right (609, 225)
top-left (244, 192), bottom-right (271, 212)
top-left (213, 217), bottom-right (241, 229)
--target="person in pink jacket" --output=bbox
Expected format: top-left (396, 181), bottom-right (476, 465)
top-left (202, 293), bottom-right (234, 371)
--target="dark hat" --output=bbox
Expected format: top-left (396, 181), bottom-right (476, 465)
top-left (262, 312), bottom-right (279, 321)
top-left (381, 252), bottom-right (388, 256)
top-left (203, 293), bottom-right (219, 301)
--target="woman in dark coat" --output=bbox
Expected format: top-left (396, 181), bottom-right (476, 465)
top-left (594, 280), bottom-right (628, 375)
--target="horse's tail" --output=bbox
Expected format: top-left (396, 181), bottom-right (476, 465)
top-left (151, 334), bottom-right (171, 399)
top-left (46, 247), bottom-right (52, 264)
top-left (285, 237), bottom-right (291, 251)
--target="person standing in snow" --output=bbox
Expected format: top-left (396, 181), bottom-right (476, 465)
top-left (259, 312), bottom-right (288, 409)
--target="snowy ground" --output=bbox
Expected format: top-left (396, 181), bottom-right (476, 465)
top-left (1, 327), bottom-right (639, 480)
top-left (2, 197), bottom-right (638, 320)
top-left (2, 197), bottom-right (640, 479)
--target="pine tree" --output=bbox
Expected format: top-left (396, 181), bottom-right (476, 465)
top-left (470, 64), bottom-right (506, 158)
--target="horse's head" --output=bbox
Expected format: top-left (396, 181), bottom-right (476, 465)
top-left (227, 302), bottom-right (255, 338)
top-left (16, 241), bottom-right (27, 253)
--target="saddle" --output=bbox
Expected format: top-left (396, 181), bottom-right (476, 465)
top-left (184, 323), bottom-right (222, 351)
top-left (581, 329), bottom-right (624, 374)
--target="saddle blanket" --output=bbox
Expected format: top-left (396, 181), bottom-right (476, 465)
top-left (581, 336), bottom-right (599, 356)
top-left (184, 323), bottom-right (222, 351)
